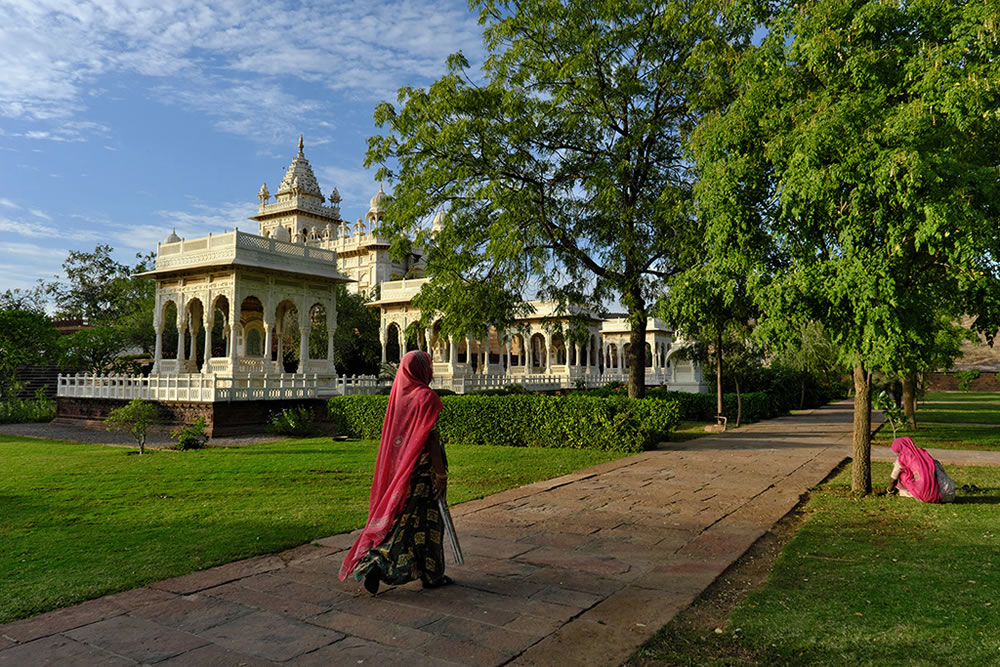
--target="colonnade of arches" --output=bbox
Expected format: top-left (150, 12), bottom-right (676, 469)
top-left (379, 321), bottom-right (605, 375)
top-left (152, 293), bottom-right (335, 374)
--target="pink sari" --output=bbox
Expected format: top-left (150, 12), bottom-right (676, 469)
top-left (339, 351), bottom-right (442, 581)
top-left (890, 437), bottom-right (941, 503)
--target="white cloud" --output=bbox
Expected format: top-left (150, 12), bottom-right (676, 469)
top-left (0, 198), bottom-right (18, 209)
top-left (30, 209), bottom-right (52, 220)
top-left (314, 165), bottom-right (382, 219)
top-left (0, 0), bottom-right (485, 141)
top-left (0, 215), bottom-right (100, 242)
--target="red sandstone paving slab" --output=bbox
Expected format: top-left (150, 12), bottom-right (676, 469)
top-left (424, 614), bottom-right (542, 655)
top-left (198, 611), bottom-right (343, 662)
top-left (418, 635), bottom-right (513, 666)
top-left (517, 531), bottom-right (592, 550)
top-left (0, 635), bottom-right (135, 667)
top-left (150, 554), bottom-right (285, 595)
top-left (155, 643), bottom-right (278, 666)
top-left (65, 614), bottom-right (209, 664)
top-left (129, 594), bottom-right (256, 633)
top-left (289, 636), bottom-right (455, 667)
top-left (102, 586), bottom-right (177, 612)
top-left (460, 553), bottom-right (543, 578)
top-left (676, 526), bottom-right (763, 561)
top-left (450, 570), bottom-right (546, 599)
top-left (0, 637), bottom-right (12, 650)
top-left (276, 543), bottom-right (340, 566)
top-left (311, 532), bottom-right (357, 550)
top-left (284, 553), bottom-right (345, 577)
top-left (309, 608), bottom-right (435, 650)
top-left (278, 565), bottom-right (359, 593)
top-left (529, 585), bottom-right (603, 610)
top-left (522, 567), bottom-right (624, 597)
top-left (384, 588), bottom-right (522, 626)
top-left (239, 574), bottom-right (353, 607)
top-left (510, 618), bottom-right (647, 667)
top-left (202, 582), bottom-right (330, 620)
top-left (330, 594), bottom-right (446, 629)
top-left (502, 614), bottom-right (565, 639)
top-left (458, 535), bottom-right (535, 559)
top-left (0, 596), bottom-right (125, 643)
top-left (579, 584), bottom-right (691, 630)
top-left (517, 547), bottom-right (631, 577)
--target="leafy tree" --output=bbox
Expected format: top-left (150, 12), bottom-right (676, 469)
top-left (59, 325), bottom-right (130, 374)
top-left (0, 309), bottom-right (60, 400)
top-left (46, 245), bottom-right (156, 354)
top-left (365, 0), bottom-right (756, 397)
top-left (693, 0), bottom-right (1000, 492)
top-left (0, 285), bottom-right (48, 312)
top-left (770, 321), bottom-right (849, 410)
top-left (333, 286), bottom-right (381, 376)
top-left (105, 399), bottom-right (160, 455)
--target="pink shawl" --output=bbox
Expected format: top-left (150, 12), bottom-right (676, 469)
top-left (339, 350), bottom-right (442, 580)
top-left (891, 436), bottom-right (940, 503)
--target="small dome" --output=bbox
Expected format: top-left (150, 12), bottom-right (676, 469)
top-left (272, 225), bottom-right (291, 242)
top-left (369, 183), bottom-right (388, 211)
top-left (329, 187), bottom-right (341, 204)
top-left (165, 228), bottom-right (181, 244)
top-left (432, 210), bottom-right (446, 234)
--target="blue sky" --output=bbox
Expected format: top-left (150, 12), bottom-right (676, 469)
top-left (0, 0), bottom-right (485, 293)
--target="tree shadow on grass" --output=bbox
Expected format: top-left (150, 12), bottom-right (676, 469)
top-left (955, 496), bottom-right (1000, 505)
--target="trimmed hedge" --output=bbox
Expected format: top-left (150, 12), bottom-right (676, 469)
top-left (328, 394), bottom-right (681, 453)
top-left (580, 386), bottom-right (792, 423)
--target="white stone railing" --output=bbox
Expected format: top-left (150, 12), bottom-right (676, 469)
top-left (58, 373), bottom-right (333, 402)
top-left (334, 375), bottom-right (385, 396)
top-left (156, 230), bottom-right (337, 270)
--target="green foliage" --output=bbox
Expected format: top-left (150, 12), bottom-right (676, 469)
top-left (46, 245), bottom-right (157, 355)
top-left (104, 399), bottom-right (160, 455)
top-left (267, 406), bottom-right (317, 437)
top-left (365, 0), bottom-right (756, 397)
top-left (0, 391), bottom-right (56, 424)
top-left (329, 394), bottom-right (682, 452)
top-left (953, 370), bottom-right (980, 392)
top-left (171, 417), bottom-right (209, 450)
top-left (0, 308), bottom-right (60, 400)
top-left (333, 285), bottom-right (381, 376)
top-left (58, 325), bottom-right (130, 374)
top-left (873, 390), bottom-right (909, 439)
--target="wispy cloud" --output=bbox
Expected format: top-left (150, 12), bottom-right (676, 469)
top-left (0, 198), bottom-right (18, 209)
top-left (0, 0), bottom-right (485, 142)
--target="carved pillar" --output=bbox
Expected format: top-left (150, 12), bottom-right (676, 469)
top-left (426, 328), bottom-right (433, 361)
top-left (202, 317), bottom-right (213, 371)
top-left (152, 311), bottom-right (163, 373)
top-left (297, 309), bottom-right (309, 374)
top-left (448, 335), bottom-right (456, 375)
top-left (263, 321), bottom-right (273, 372)
top-left (380, 325), bottom-right (387, 364)
top-left (328, 312), bottom-right (337, 375)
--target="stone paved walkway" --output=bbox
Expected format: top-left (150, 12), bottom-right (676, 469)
top-left (0, 401), bottom-right (878, 666)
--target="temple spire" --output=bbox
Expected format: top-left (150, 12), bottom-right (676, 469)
top-left (298, 135), bottom-right (304, 154)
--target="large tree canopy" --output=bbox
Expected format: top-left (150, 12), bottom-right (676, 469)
top-left (694, 0), bottom-right (1000, 491)
top-left (366, 0), bottom-right (755, 397)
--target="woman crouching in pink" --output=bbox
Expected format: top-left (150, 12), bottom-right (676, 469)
top-left (887, 437), bottom-right (956, 503)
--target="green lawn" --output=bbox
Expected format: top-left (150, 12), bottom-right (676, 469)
top-left (922, 391), bottom-right (1000, 403)
top-left (873, 422), bottom-right (1000, 451)
top-left (633, 463), bottom-right (1000, 665)
top-left (0, 435), bottom-right (620, 623)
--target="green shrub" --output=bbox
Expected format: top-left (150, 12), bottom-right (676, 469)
top-left (0, 393), bottom-right (56, 424)
top-left (172, 417), bottom-right (209, 450)
top-left (267, 406), bottom-right (317, 436)
top-left (105, 399), bottom-right (160, 455)
top-left (328, 393), bottom-right (681, 453)
top-left (954, 370), bottom-right (980, 392)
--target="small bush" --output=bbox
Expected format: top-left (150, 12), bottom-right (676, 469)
top-left (172, 417), bottom-right (209, 450)
top-left (0, 393), bottom-right (56, 424)
top-left (954, 370), bottom-right (980, 392)
top-left (329, 393), bottom-right (681, 453)
top-left (105, 399), bottom-right (160, 455)
top-left (268, 406), bottom-right (317, 436)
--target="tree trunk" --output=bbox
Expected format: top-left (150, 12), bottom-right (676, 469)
top-left (716, 332), bottom-right (724, 417)
top-left (851, 363), bottom-right (872, 494)
top-left (624, 286), bottom-right (647, 399)
top-left (799, 376), bottom-right (806, 410)
top-left (902, 373), bottom-right (917, 429)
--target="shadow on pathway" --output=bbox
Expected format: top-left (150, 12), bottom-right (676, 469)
top-left (1, 401), bottom-right (863, 666)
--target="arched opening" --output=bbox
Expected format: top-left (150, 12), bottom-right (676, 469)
top-left (456, 338), bottom-right (468, 364)
top-left (645, 342), bottom-right (653, 368)
top-left (488, 329), bottom-right (503, 365)
top-left (405, 322), bottom-right (422, 353)
top-left (430, 320), bottom-right (448, 362)
top-left (550, 333), bottom-right (566, 365)
top-left (591, 334), bottom-right (599, 366)
top-left (623, 343), bottom-right (632, 369)
top-left (184, 298), bottom-right (205, 371)
top-left (245, 325), bottom-right (264, 357)
top-left (510, 334), bottom-right (525, 367)
top-left (309, 303), bottom-right (328, 360)
top-left (530, 333), bottom-right (546, 372)
top-left (386, 323), bottom-right (402, 363)
top-left (272, 299), bottom-right (299, 372)
top-left (210, 296), bottom-right (229, 359)
top-left (608, 343), bottom-right (618, 370)
top-left (160, 300), bottom-right (178, 360)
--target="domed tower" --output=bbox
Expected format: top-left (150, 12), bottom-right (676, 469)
top-left (249, 136), bottom-right (342, 242)
top-left (364, 184), bottom-right (388, 232)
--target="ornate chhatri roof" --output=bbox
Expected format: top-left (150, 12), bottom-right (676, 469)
top-left (275, 136), bottom-right (323, 201)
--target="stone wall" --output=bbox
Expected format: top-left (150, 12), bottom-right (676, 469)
top-left (55, 397), bottom-right (330, 437)
top-left (925, 371), bottom-right (1000, 393)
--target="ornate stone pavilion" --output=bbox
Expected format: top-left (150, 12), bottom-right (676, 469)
top-left (372, 277), bottom-right (706, 394)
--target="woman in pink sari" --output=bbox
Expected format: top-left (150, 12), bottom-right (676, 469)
top-left (339, 350), bottom-right (452, 594)
top-left (887, 437), bottom-right (955, 503)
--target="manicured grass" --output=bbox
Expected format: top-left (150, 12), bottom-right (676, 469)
top-left (633, 463), bottom-right (1000, 665)
top-left (922, 391), bottom-right (1000, 403)
top-left (873, 422), bottom-right (1000, 451)
top-left (0, 435), bottom-right (620, 623)
top-left (914, 406), bottom-right (1000, 425)
top-left (668, 420), bottom-right (715, 442)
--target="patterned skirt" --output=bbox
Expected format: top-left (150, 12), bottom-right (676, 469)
top-left (354, 453), bottom-right (446, 586)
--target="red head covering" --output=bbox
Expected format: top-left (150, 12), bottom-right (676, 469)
top-left (339, 350), bottom-right (442, 580)
top-left (890, 436), bottom-right (940, 503)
